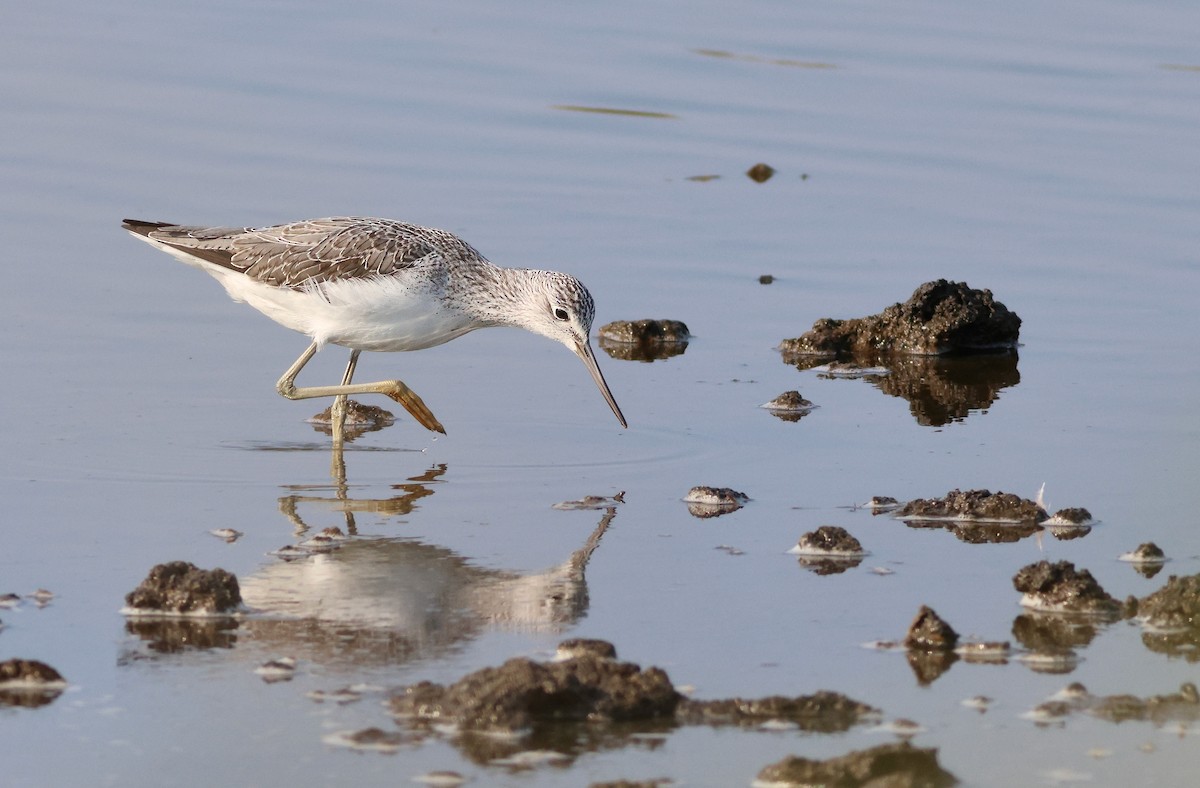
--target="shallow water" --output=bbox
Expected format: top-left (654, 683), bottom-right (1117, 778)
top-left (3, 1), bottom-right (1199, 785)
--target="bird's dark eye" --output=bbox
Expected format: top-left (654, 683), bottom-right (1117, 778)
top-left (553, 307), bottom-right (570, 321)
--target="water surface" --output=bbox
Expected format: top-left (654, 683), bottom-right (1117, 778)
top-left (2, 1), bottom-right (1198, 785)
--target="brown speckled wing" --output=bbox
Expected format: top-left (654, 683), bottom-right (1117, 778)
top-left (145, 218), bottom-right (484, 289)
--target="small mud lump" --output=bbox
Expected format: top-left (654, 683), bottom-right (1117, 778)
top-left (756, 741), bottom-right (957, 787)
top-left (780, 279), bottom-right (1021, 357)
top-left (792, 526), bottom-right (865, 556)
top-left (1012, 560), bottom-right (1121, 617)
top-left (905, 606), bottom-right (960, 651)
top-left (125, 561), bottom-right (241, 615)
top-left (0, 659), bottom-right (66, 686)
top-left (599, 319), bottom-right (691, 362)
top-left (746, 162), bottom-right (776, 183)
top-left (599, 319), bottom-right (690, 344)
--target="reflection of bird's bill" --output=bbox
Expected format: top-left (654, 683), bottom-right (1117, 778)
top-left (574, 340), bottom-right (627, 428)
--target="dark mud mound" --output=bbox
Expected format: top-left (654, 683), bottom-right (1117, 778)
top-left (1136, 573), bottom-right (1200, 660)
top-left (599, 320), bottom-right (690, 362)
top-left (0, 658), bottom-right (67, 708)
top-left (124, 561), bottom-right (242, 615)
top-left (308, 399), bottom-right (395, 438)
top-left (905, 606), bottom-right (959, 651)
top-left (1012, 560), bottom-right (1123, 617)
top-left (677, 691), bottom-right (878, 733)
top-left (897, 489), bottom-right (1046, 523)
top-left (780, 279), bottom-right (1020, 358)
top-left (756, 741), bottom-right (957, 787)
top-left (390, 650), bottom-right (680, 732)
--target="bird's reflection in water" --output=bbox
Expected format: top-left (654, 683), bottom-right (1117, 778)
top-left (233, 462), bottom-right (616, 670)
top-left (277, 463), bottom-right (445, 538)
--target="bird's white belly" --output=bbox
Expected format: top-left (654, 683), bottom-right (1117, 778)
top-left (210, 266), bottom-right (477, 352)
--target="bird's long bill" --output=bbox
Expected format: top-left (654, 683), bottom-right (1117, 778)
top-left (575, 340), bottom-right (628, 428)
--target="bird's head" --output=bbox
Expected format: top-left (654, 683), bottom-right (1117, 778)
top-left (520, 271), bottom-right (627, 429)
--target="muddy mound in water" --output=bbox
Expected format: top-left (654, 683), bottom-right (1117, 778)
top-left (780, 279), bottom-right (1020, 358)
top-left (905, 606), bottom-right (959, 651)
top-left (1012, 560), bottom-right (1124, 617)
top-left (756, 741), bottom-right (957, 787)
top-left (390, 650), bottom-right (680, 731)
top-left (1135, 573), bottom-right (1200, 660)
top-left (0, 658), bottom-right (68, 708)
top-left (124, 561), bottom-right (241, 615)
top-left (898, 489), bottom-right (1046, 522)
top-left (677, 691), bottom-right (878, 733)
top-left (390, 640), bottom-right (878, 738)
top-left (599, 319), bottom-right (690, 362)
top-left (1137, 573), bottom-right (1200, 629)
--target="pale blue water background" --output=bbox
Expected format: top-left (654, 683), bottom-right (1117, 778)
top-left (2, 1), bottom-right (1198, 785)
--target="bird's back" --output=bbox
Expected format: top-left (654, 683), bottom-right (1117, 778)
top-left (122, 217), bottom-right (486, 290)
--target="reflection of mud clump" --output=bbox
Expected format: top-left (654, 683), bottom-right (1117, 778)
top-left (0, 659), bottom-right (68, 708)
top-left (905, 606), bottom-right (959, 651)
top-left (599, 320), bottom-right (690, 362)
top-left (756, 742), bottom-right (957, 788)
top-left (123, 617), bottom-right (239, 654)
top-left (677, 691), bottom-right (878, 733)
top-left (779, 279), bottom-right (1021, 357)
top-left (308, 399), bottom-right (395, 438)
top-left (1012, 561), bottom-right (1123, 617)
top-left (390, 647), bottom-right (680, 732)
top-left (1029, 682), bottom-right (1200, 727)
top-left (870, 354), bottom-right (1020, 426)
top-left (1012, 613), bottom-right (1099, 655)
top-left (125, 561), bottom-right (242, 615)
top-left (898, 489), bottom-right (1046, 523)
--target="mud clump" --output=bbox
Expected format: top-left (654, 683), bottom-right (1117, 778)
top-left (756, 741), bottom-right (957, 787)
top-left (391, 639), bottom-right (878, 741)
top-left (0, 659), bottom-right (68, 708)
top-left (779, 279), bottom-right (1021, 357)
top-left (761, 390), bottom-right (815, 423)
top-left (684, 486), bottom-right (749, 518)
top-left (745, 162), bottom-right (776, 183)
top-left (556, 638), bottom-right (618, 661)
top-left (790, 526), bottom-right (866, 575)
top-left (1044, 507), bottom-right (1093, 525)
top-left (308, 399), bottom-right (395, 438)
top-left (599, 319), bottom-right (690, 345)
top-left (897, 489), bottom-right (1046, 523)
top-left (1137, 573), bottom-right (1200, 630)
top-left (684, 486), bottom-right (748, 506)
top-left (390, 649), bottom-right (680, 731)
top-left (905, 606), bottom-right (959, 651)
top-left (677, 691), bottom-right (878, 733)
top-left (599, 319), bottom-right (690, 362)
top-left (1121, 542), bottom-right (1167, 564)
top-left (124, 561), bottom-right (242, 615)
top-left (1012, 560), bottom-right (1123, 617)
